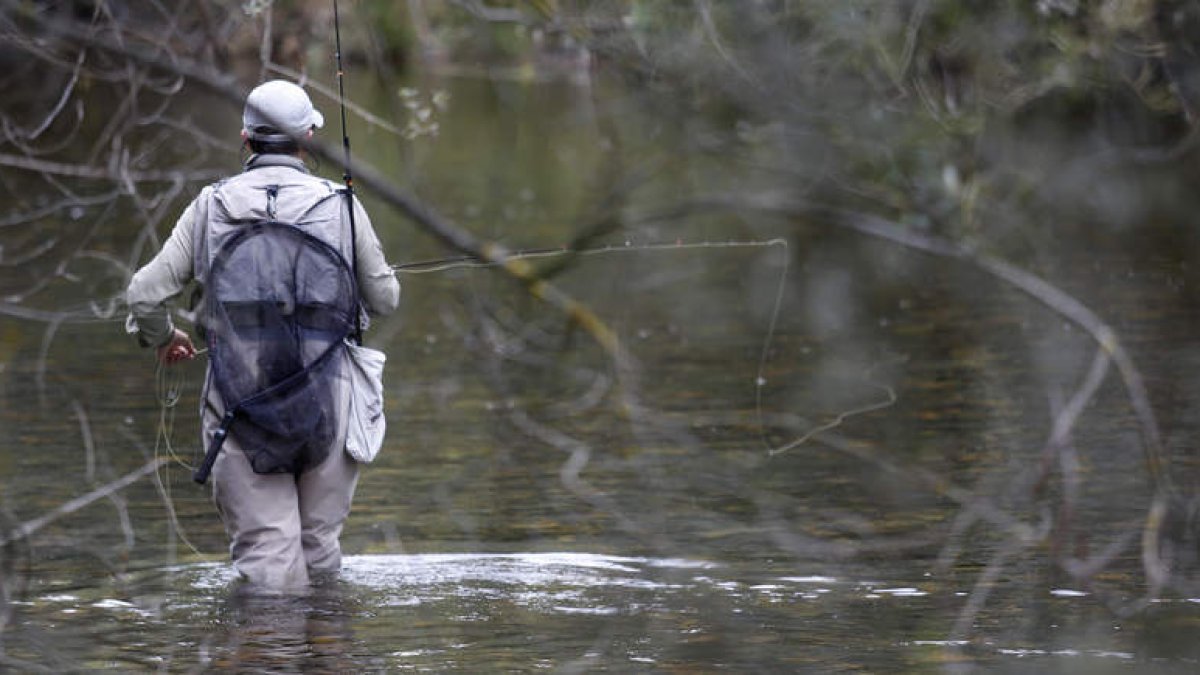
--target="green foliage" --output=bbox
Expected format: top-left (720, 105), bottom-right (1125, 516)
top-left (545, 0), bottom-right (1196, 251)
top-left (359, 0), bottom-right (416, 62)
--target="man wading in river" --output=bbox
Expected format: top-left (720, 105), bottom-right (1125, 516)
top-left (125, 80), bottom-right (400, 589)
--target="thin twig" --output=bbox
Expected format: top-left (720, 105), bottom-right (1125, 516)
top-left (767, 383), bottom-right (897, 457)
top-left (265, 61), bottom-right (402, 135)
top-left (71, 399), bottom-right (96, 482)
top-left (0, 151), bottom-right (223, 182)
top-left (948, 542), bottom-right (1017, 644)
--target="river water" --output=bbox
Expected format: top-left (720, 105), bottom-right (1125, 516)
top-left (2, 71), bottom-right (1200, 672)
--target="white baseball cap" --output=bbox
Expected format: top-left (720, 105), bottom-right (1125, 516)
top-left (242, 80), bottom-right (325, 141)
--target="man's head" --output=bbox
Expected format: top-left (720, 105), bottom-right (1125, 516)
top-left (241, 80), bottom-right (324, 154)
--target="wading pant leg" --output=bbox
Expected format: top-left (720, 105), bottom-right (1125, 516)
top-left (297, 447), bottom-right (360, 577)
top-left (208, 413), bottom-right (309, 590)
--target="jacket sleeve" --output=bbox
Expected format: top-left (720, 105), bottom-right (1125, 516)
top-left (124, 200), bottom-right (198, 348)
top-left (350, 196), bottom-right (400, 316)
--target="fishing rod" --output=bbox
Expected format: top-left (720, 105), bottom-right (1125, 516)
top-left (333, 0), bottom-right (363, 344)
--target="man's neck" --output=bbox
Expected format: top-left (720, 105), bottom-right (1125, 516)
top-left (245, 153), bottom-right (309, 173)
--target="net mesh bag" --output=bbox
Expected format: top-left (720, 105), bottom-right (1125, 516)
top-left (203, 220), bottom-right (356, 476)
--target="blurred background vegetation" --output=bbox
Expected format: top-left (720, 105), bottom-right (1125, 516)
top-left (4, 0), bottom-right (1200, 669)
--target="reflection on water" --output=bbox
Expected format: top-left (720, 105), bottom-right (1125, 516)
top-left (208, 586), bottom-right (358, 673)
top-left (9, 553), bottom-right (1184, 671)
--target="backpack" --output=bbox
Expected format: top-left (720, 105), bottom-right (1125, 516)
top-left (191, 174), bottom-right (358, 484)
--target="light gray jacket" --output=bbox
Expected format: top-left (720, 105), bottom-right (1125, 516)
top-left (126, 154), bottom-right (400, 347)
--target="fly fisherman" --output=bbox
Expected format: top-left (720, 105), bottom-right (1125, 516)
top-left (125, 80), bottom-right (400, 589)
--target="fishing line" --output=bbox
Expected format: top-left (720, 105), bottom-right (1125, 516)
top-left (764, 381), bottom-right (898, 457)
top-left (392, 237), bottom-right (801, 454)
top-left (153, 347), bottom-right (207, 469)
top-left (153, 356), bottom-right (189, 471)
top-left (394, 235), bottom-right (897, 455)
top-left (151, 353), bottom-right (206, 559)
top-left (391, 238), bottom-right (788, 274)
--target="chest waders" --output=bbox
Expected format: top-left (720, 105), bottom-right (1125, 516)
top-left (192, 211), bottom-right (358, 485)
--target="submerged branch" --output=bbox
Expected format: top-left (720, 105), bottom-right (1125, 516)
top-left (827, 207), bottom-right (1168, 492)
top-left (809, 204), bottom-right (1173, 597)
top-left (0, 457), bottom-right (168, 548)
top-left (661, 193), bottom-right (1167, 496)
